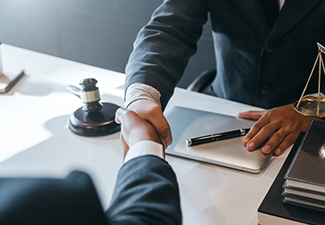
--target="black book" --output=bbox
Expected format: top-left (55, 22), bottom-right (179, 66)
top-left (282, 194), bottom-right (325, 212)
top-left (285, 119), bottom-right (325, 195)
top-left (257, 132), bottom-right (325, 225)
top-left (282, 185), bottom-right (325, 205)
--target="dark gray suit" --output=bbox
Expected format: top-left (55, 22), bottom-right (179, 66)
top-left (0, 155), bottom-right (182, 225)
top-left (125, 0), bottom-right (325, 109)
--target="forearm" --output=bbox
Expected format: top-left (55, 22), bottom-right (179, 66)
top-left (106, 155), bottom-right (182, 225)
top-left (125, 0), bottom-right (209, 109)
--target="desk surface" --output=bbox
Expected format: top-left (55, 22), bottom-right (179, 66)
top-left (0, 44), bottom-right (290, 225)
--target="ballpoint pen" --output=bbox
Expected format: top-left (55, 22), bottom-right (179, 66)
top-left (186, 128), bottom-right (250, 147)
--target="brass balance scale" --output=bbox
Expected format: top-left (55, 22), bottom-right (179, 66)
top-left (293, 42), bottom-right (325, 158)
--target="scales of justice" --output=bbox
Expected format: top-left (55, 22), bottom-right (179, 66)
top-left (294, 42), bottom-right (325, 117)
top-left (293, 42), bottom-right (325, 159)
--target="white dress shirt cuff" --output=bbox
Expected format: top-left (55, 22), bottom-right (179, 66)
top-left (124, 140), bottom-right (164, 164)
top-left (125, 83), bottom-right (162, 108)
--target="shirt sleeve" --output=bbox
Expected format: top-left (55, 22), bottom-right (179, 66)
top-left (124, 140), bottom-right (165, 163)
top-left (125, 82), bottom-right (162, 108)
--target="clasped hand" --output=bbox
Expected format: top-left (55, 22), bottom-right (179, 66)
top-left (115, 107), bottom-right (163, 158)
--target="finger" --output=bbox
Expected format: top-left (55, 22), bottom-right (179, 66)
top-left (116, 107), bottom-right (142, 129)
top-left (115, 107), bottom-right (126, 124)
top-left (243, 114), bottom-right (272, 146)
top-left (145, 108), bottom-right (172, 147)
top-left (273, 132), bottom-right (297, 156)
top-left (115, 107), bottom-right (142, 143)
top-left (116, 106), bottom-right (163, 148)
top-left (127, 100), bottom-right (173, 147)
top-left (120, 134), bottom-right (130, 158)
top-left (260, 126), bottom-right (289, 154)
top-left (246, 118), bottom-right (282, 151)
top-left (237, 110), bottom-right (265, 120)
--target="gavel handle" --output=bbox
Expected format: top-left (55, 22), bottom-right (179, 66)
top-left (67, 85), bottom-right (81, 99)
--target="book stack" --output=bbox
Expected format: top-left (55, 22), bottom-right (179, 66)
top-left (283, 119), bottom-right (325, 212)
top-left (258, 119), bottom-right (325, 225)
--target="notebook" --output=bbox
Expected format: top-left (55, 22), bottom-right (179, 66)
top-left (164, 106), bottom-right (272, 173)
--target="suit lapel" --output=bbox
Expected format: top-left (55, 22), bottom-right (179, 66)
top-left (233, 0), bottom-right (322, 42)
top-left (270, 0), bottom-right (322, 41)
top-left (233, 0), bottom-right (270, 41)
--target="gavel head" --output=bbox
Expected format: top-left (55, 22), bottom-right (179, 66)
top-left (68, 78), bottom-right (121, 136)
top-left (79, 78), bottom-right (103, 113)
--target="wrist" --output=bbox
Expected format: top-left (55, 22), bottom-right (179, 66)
top-left (125, 83), bottom-right (162, 108)
top-left (126, 98), bottom-right (159, 110)
top-left (124, 140), bottom-right (165, 163)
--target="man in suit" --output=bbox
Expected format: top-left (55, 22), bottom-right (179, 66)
top-left (124, 0), bottom-right (325, 156)
top-left (0, 108), bottom-right (182, 225)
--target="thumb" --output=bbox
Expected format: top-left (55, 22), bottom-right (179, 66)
top-left (115, 107), bottom-right (126, 124)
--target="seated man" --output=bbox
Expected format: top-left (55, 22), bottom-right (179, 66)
top-left (0, 108), bottom-right (182, 225)
top-left (124, 0), bottom-right (324, 156)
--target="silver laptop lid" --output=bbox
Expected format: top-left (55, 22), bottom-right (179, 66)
top-left (165, 106), bottom-right (272, 173)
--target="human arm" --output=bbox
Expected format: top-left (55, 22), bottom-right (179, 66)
top-left (106, 107), bottom-right (182, 225)
top-left (125, 0), bottom-right (209, 108)
top-left (124, 0), bottom-right (209, 148)
top-left (114, 106), bottom-right (166, 158)
top-left (0, 108), bottom-right (181, 225)
top-left (0, 171), bottom-right (108, 225)
top-left (238, 103), bottom-right (316, 155)
top-left (106, 155), bottom-right (181, 225)
top-left (124, 83), bottom-right (172, 148)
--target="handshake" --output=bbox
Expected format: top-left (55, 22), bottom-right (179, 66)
top-left (115, 107), bottom-right (165, 160)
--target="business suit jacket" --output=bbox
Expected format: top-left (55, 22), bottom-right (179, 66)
top-left (125, 0), bottom-right (325, 109)
top-left (0, 155), bottom-right (182, 225)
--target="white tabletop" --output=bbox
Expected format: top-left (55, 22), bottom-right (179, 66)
top-left (0, 44), bottom-right (290, 225)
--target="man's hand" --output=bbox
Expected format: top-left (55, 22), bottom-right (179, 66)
top-left (115, 107), bottom-right (162, 157)
top-left (127, 99), bottom-right (172, 148)
top-left (237, 103), bottom-right (316, 156)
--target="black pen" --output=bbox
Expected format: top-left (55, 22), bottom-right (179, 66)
top-left (186, 128), bottom-right (250, 147)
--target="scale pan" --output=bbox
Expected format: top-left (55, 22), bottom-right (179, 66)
top-left (294, 96), bottom-right (325, 117)
top-left (320, 144), bottom-right (325, 159)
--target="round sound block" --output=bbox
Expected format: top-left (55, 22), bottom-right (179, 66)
top-left (69, 102), bottom-right (120, 136)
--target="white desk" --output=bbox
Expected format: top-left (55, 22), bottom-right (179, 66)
top-left (0, 44), bottom-right (290, 225)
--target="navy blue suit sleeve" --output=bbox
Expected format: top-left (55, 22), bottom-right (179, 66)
top-left (125, 0), bottom-right (209, 109)
top-left (0, 157), bottom-right (181, 225)
top-left (106, 155), bottom-right (182, 225)
top-left (0, 171), bottom-right (108, 225)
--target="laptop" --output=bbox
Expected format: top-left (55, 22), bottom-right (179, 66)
top-left (165, 106), bottom-right (272, 173)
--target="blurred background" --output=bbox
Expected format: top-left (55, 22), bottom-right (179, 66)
top-left (0, 0), bottom-right (215, 88)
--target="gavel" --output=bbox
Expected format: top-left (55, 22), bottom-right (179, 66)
top-left (68, 78), bottom-right (120, 136)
